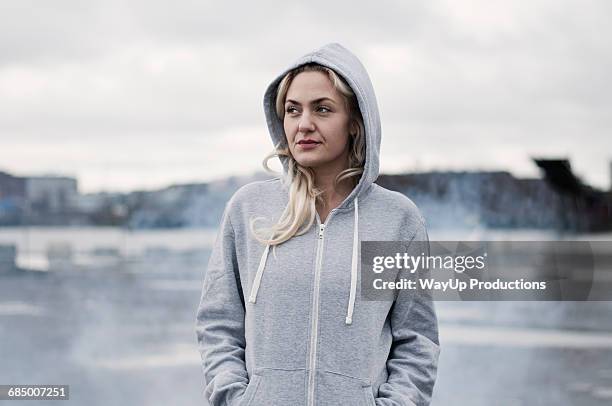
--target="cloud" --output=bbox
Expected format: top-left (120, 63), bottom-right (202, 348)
top-left (0, 0), bottom-right (610, 191)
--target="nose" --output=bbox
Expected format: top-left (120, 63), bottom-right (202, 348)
top-left (298, 114), bottom-right (315, 133)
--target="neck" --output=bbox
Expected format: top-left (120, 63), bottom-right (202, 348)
top-left (314, 166), bottom-right (355, 210)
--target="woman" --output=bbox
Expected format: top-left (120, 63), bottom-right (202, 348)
top-left (196, 43), bottom-right (439, 406)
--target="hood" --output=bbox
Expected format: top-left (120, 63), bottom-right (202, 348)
top-left (263, 42), bottom-right (382, 210)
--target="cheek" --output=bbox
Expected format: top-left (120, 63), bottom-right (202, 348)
top-left (324, 121), bottom-right (350, 148)
top-left (283, 121), bottom-right (294, 141)
top-left (332, 135), bottom-right (350, 152)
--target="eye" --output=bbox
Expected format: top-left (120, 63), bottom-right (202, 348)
top-left (317, 105), bottom-right (332, 113)
top-left (285, 105), bottom-right (298, 114)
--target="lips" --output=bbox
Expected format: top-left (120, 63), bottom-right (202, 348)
top-left (297, 139), bottom-right (321, 150)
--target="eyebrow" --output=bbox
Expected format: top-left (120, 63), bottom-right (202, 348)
top-left (285, 97), bottom-right (337, 105)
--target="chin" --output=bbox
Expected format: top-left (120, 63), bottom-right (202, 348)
top-left (295, 158), bottom-right (322, 168)
top-left (289, 151), bottom-right (313, 166)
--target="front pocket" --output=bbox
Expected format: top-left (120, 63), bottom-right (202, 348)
top-left (318, 370), bottom-right (373, 406)
top-left (362, 385), bottom-right (376, 406)
top-left (237, 372), bottom-right (262, 406)
top-left (247, 368), bottom-right (307, 406)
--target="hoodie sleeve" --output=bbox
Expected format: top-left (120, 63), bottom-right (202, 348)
top-left (195, 201), bottom-right (249, 406)
top-left (376, 216), bottom-right (440, 406)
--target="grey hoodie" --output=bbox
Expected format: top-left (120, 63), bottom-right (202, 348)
top-left (195, 43), bottom-right (440, 406)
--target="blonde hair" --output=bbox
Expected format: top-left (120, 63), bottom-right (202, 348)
top-left (250, 63), bottom-right (365, 250)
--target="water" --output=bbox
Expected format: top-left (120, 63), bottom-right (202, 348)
top-left (0, 227), bottom-right (611, 405)
top-left (0, 226), bottom-right (218, 272)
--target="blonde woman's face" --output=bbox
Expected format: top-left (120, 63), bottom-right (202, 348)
top-left (283, 71), bottom-right (355, 172)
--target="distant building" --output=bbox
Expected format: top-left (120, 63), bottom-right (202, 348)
top-left (0, 171), bottom-right (26, 199)
top-left (70, 193), bottom-right (107, 213)
top-left (534, 158), bottom-right (612, 232)
top-left (0, 171), bottom-right (27, 224)
top-left (25, 176), bottom-right (78, 212)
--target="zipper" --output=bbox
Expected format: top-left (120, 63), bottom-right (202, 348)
top-left (307, 210), bottom-right (336, 406)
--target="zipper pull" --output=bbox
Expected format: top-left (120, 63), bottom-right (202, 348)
top-left (318, 224), bottom-right (325, 239)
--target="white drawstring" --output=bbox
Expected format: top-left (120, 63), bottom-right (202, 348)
top-left (345, 197), bottom-right (359, 325)
top-left (248, 242), bottom-right (270, 303)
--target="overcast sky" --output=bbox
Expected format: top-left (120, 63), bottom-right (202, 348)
top-left (1, 0), bottom-right (610, 193)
